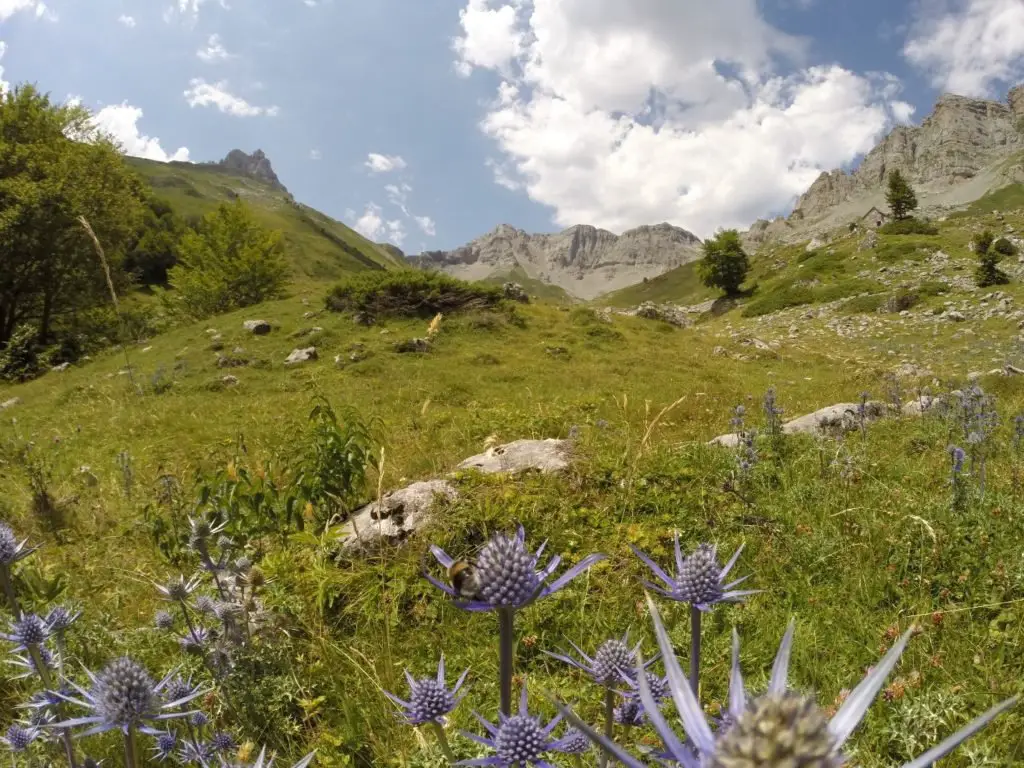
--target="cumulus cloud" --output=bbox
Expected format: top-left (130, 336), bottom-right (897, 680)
top-left (452, 0), bottom-right (913, 236)
top-left (365, 152), bottom-right (407, 173)
top-left (118, 14), bottom-right (136, 27)
top-left (184, 79), bottom-right (279, 117)
top-left (173, 0), bottom-right (228, 21)
top-left (91, 103), bottom-right (191, 162)
top-left (197, 33), bottom-right (232, 62)
top-left (414, 215), bottom-right (437, 236)
top-left (904, 0), bottom-right (1024, 98)
top-left (0, 0), bottom-right (53, 21)
top-left (346, 203), bottom-right (406, 246)
top-left (0, 42), bottom-right (7, 95)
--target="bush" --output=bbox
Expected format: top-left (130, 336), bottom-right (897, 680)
top-left (740, 285), bottom-right (814, 317)
top-left (0, 324), bottom-right (43, 381)
top-left (879, 218), bottom-right (939, 235)
top-left (325, 270), bottom-right (504, 319)
top-left (993, 237), bottom-right (1018, 257)
top-left (974, 230), bottom-right (1011, 287)
top-left (842, 294), bottom-right (885, 314)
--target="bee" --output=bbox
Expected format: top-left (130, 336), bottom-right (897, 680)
top-left (448, 559), bottom-right (482, 600)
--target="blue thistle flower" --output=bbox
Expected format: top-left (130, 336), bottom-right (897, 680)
top-left (194, 595), bottom-right (217, 614)
top-left (556, 596), bottom-right (1018, 768)
top-left (214, 601), bottom-right (241, 623)
top-left (949, 445), bottom-right (966, 476)
top-left (190, 712), bottom-right (209, 729)
top-left (45, 605), bottom-right (81, 632)
top-left (0, 522), bottom-right (36, 566)
top-left (179, 627), bottom-right (212, 655)
top-left (8, 645), bottom-right (55, 678)
top-left (178, 739), bottom-right (214, 765)
top-left (383, 654), bottom-right (469, 726)
top-left (613, 698), bottom-right (646, 727)
top-left (156, 575), bottom-right (202, 602)
top-left (2, 724), bottom-right (39, 752)
top-left (210, 732), bottom-right (236, 753)
top-left (459, 686), bottom-right (578, 767)
top-left (154, 611), bottom-right (175, 631)
top-left (233, 746), bottom-right (316, 768)
top-left (51, 656), bottom-right (206, 736)
top-left (234, 557), bottom-right (253, 574)
top-left (428, 525), bottom-right (605, 611)
top-left (188, 516), bottom-right (227, 548)
top-left (163, 675), bottom-right (201, 706)
top-left (631, 534), bottom-right (759, 611)
top-left (2, 613), bottom-right (49, 648)
top-left (558, 727), bottom-right (591, 755)
top-left (152, 731), bottom-right (178, 761)
top-left (544, 632), bottom-right (656, 686)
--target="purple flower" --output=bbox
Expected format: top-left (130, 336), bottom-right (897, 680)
top-left (152, 731), bottom-right (178, 761)
top-left (156, 575), bottom-right (202, 603)
top-left (556, 596), bottom-right (1018, 768)
top-left (544, 632), bottom-right (656, 687)
top-left (2, 613), bottom-right (49, 649)
top-left (613, 698), bottom-right (645, 727)
top-left (384, 654), bottom-right (469, 726)
top-left (949, 445), bottom-right (966, 476)
top-left (45, 605), bottom-right (81, 632)
top-left (51, 657), bottom-right (206, 736)
top-left (233, 746), bottom-right (315, 768)
top-left (0, 522), bottom-right (36, 567)
top-left (631, 534), bottom-right (759, 611)
top-left (459, 686), bottom-right (578, 767)
top-left (427, 525), bottom-right (605, 612)
top-left (2, 723), bottom-right (39, 752)
top-left (558, 727), bottom-right (591, 755)
top-left (154, 611), bottom-right (175, 631)
top-left (210, 732), bottom-right (236, 753)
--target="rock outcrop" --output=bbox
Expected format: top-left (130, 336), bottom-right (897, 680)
top-left (213, 149), bottom-right (289, 195)
top-left (410, 222), bottom-right (702, 300)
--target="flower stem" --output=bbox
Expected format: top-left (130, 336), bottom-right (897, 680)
top-left (426, 721), bottom-right (455, 764)
top-left (0, 566), bottom-right (21, 617)
top-left (123, 727), bottom-right (138, 768)
top-left (27, 644), bottom-right (77, 768)
top-left (600, 687), bottom-right (614, 768)
top-left (498, 608), bottom-right (515, 716)
top-left (571, 757), bottom-right (584, 768)
top-left (689, 605), bottom-right (701, 697)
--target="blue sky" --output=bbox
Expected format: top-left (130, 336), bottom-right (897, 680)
top-left (2, 0), bottom-right (1023, 253)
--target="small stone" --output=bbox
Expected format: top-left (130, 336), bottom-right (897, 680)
top-left (52, 362), bottom-right (71, 372)
top-left (243, 320), bottom-right (272, 335)
top-left (395, 338), bottom-right (431, 354)
top-left (284, 347), bottom-right (318, 364)
top-left (222, 375), bottom-right (239, 386)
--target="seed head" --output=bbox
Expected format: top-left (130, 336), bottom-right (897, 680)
top-left (475, 532), bottom-right (542, 608)
top-left (247, 567), bottom-right (266, 588)
top-left (494, 713), bottom-right (548, 764)
top-left (91, 658), bottom-right (159, 730)
top-left (154, 611), bottom-right (175, 631)
top-left (592, 638), bottom-right (633, 686)
top-left (7, 613), bottom-right (48, 647)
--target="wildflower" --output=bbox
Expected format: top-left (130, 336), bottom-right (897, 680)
top-left (559, 727), bottom-right (591, 755)
top-left (154, 611), bottom-right (175, 631)
top-left (179, 627), bottom-right (211, 655)
top-left (214, 601), bottom-right (241, 623)
top-left (228, 746), bottom-right (315, 768)
top-left (179, 739), bottom-right (214, 765)
top-left (949, 445), bottom-right (966, 475)
top-left (0, 522), bottom-right (36, 566)
top-left (544, 633), bottom-right (654, 686)
top-left (211, 732), bottom-right (236, 753)
top-left (45, 605), bottom-right (81, 632)
top-left (622, 671), bottom-right (669, 703)
top-left (2, 613), bottom-right (49, 648)
top-left (195, 596), bottom-right (217, 615)
top-left (163, 676), bottom-right (202, 706)
top-left (234, 557), bottom-right (253, 574)
top-left (631, 534), bottom-right (757, 611)
top-left (156, 575), bottom-right (202, 603)
top-left (2, 724), bottom-right (39, 752)
top-left (427, 525), bottom-right (605, 611)
top-left (460, 686), bottom-right (579, 767)
top-left (190, 712), bottom-right (209, 729)
top-left (52, 656), bottom-right (205, 736)
top-left (556, 596), bottom-right (1018, 768)
top-left (152, 731), bottom-right (178, 761)
top-left (730, 404), bottom-right (746, 431)
top-left (614, 698), bottom-right (645, 727)
top-left (383, 654), bottom-right (469, 726)
top-left (188, 516), bottom-right (227, 549)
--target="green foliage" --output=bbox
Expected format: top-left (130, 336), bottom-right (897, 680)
top-left (125, 196), bottom-right (190, 285)
top-left (325, 270), bottom-right (504, 319)
top-left (698, 229), bottom-right (750, 297)
top-left (168, 199), bottom-right (289, 318)
top-left (974, 230), bottom-right (1011, 287)
top-left (882, 288), bottom-right (920, 313)
top-left (993, 237), bottom-right (1018, 257)
top-left (292, 396), bottom-right (381, 528)
top-left (842, 293), bottom-right (885, 314)
top-left (886, 169), bottom-right (918, 220)
top-left (740, 284), bottom-right (814, 316)
top-left (879, 217), bottom-right (938, 235)
top-left (0, 324), bottom-right (43, 381)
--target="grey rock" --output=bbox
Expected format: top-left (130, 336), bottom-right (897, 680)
top-left (456, 438), bottom-right (570, 475)
top-left (338, 480), bottom-right (459, 552)
top-left (395, 338), bottom-right (431, 354)
top-left (945, 310), bottom-right (967, 322)
top-left (0, 397), bottom-right (21, 410)
top-left (243, 320), bottom-right (272, 335)
top-left (502, 282), bottom-right (530, 303)
top-left (284, 347), bottom-right (318, 364)
top-left (781, 401), bottom-right (887, 437)
top-left (894, 363), bottom-right (933, 379)
top-left (630, 302), bottom-right (691, 327)
top-left (216, 149), bottom-right (289, 195)
top-left (52, 362), bottom-right (71, 372)
top-left (222, 375), bottom-right (240, 386)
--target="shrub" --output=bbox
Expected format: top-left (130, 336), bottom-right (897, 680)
top-left (842, 294), bottom-right (885, 314)
top-left (740, 284), bottom-right (814, 317)
top-left (974, 230), bottom-right (1011, 287)
top-left (325, 270), bottom-right (504, 319)
top-left (0, 324), bottom-right (43, 381)
top-left (879, 218), bottom-right (938, 235)
top-left (993, 237), bottom-right (1018, 257)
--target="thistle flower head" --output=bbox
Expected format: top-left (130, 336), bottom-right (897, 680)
top-left (195, 595), bottom-right (217, 614)
top-left (0, 522), bottom-right (36, 567)
top-left (631, 534), bottom-right (759, 611)
top-left (427, 525), bottom-right (605, 612)
top-left (460, 686), bottom-right (577, 767)
top-left (949, 445), bottom-right (966, 475)
top-left (211, 732), bottom-right (236, 753)
top-left (179, 739), bottom-right (214, 765)
top-left (558, 727), bottom-right (591, 755)
top-left (8, 645), bottom-right (55, 678)
top-left (234, 557), bottom-right (253, 574)
top-left (555, 596), bottom-right (1018, 768)
top-left (2, 724), bottom-right (38, 752)
top-left (214, 601), bottom-right (241, 623)
top-left (613, 698), bottom-right (645, 727)
top-left (163, 675), bottom-right (201, 705)
top-left (157, 574), bottom-right (202, 602)
top-left (246, 566), bottom-right (266, 589)
top-left (154, 611), bottom-right (175, 631)
top-left (152, 731), bottom-right (178, 761)
top-left (545, 632), bottom-right (656, 687)
top-left (384, 654), bottom-right (469, 726)
top-left (227, 746), bottom-right (316, 768)
top-left (188, 515), bottom-right (226, 548)
top-left (3, 613), bottom-right (49, 648)
top-left (190, 711), bottom-right (209, 728)
top-left (52, 656), bottom-right (205, 736)
top-left (623, 671), bottom-right (669, 703)
top-left (45, 605), bottom-right (81, 632)
top-left (216, 534), bottom-right (234, 552)
top-left (179, 627), bottom-right (211, 655)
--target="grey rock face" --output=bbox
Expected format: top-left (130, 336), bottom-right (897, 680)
top-left (339, 480), bottom-right (459, 553)
top-left (284, 347), bottom-right (317, 364)
top-left (410, 222), bottom-right (703, 300)
top-left (217, 150), bottom-right (288, 194)
top-left (456, 438), bottom-right (570, 474)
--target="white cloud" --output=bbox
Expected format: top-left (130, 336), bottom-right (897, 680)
top-left (452, 0), bottom-right (526, 77)
top-left (0, 42), bottom-right (8, 95)
top-left (184, 79), bottom-right (279, 117)
top-left (384, 182), bottom-right (412, 211)
top-left (0, 0), bottom-right (53, 21)
top-left (904, 0), bottom-right (1024, 98)
top-left (91, 103), bottom-right (191, 162)
top-left (118, 14), bottom-right (136, 27)
top-left (174, 0), bottom-right (227, 20)
top-left (364, 152), bottom-right (407, 173)
top-left (452, 0), bottom-right (912, 237)
top-left (414, 215), bottom-right (437, 236)
top-left (387, 220), bottom-right (407, 246)
top-left (197, 33), bottom-right (232, 62)
top-left (309, 149), bottom-right (322, 160)
top-left (347, 203), bottom-right (406, 245)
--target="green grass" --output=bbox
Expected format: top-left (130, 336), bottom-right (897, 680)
top-left (597, 261), bottom-right (716, 307)
top-left (6, 202), bottom-right (1024, 767)
top-left (480, 266), bottom-right (575, 304)
top-left (127, 157), bottom-right (402, 280)
top-left (956, 182), bottom-right (1024, 217)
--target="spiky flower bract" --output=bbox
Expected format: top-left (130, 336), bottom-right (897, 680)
top-left (154, 611), bottom-right (175, 631)
top-left (460, 686), bottom-right (577, 767)
top-left (383, 654), bottom-right (469, 726)
top-left (0, 522), bottom-right (36, 566)
top-left (558, 728), bottom-right (591, 755)
top-left (555, 596), bottom-right (1018, 768)
top-left (2, 724), bottom-right (39, 752)
top-left (223, 746), bottom-right (316, 768)
top-left (45, 605), bottom-right (81, 632)
top-left (631, 534), bottom-right (758, 611)
top-left (427, 525), bottom-right (605, 611)
top-left (157, 575), bottom-right (202, 603)
top-left (544, 632), bottom-right (655, 687)
top-left (3, 613), bottom-right (49, 648)
top-left (53, 656), bottom-right (206, 736)
top-left (152, 731), bottom-right (178, 761)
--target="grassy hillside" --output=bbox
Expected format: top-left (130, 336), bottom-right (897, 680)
top-left (479, 265), bottom-right (575, 304)
top-left (597, 260), bottom-right (715, 307)
top-left (127, 157), bottom-right (404, 280)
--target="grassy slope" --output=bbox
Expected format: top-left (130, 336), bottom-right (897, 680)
top-left (597, 260), bottom-right (716, 307)
top-left (4, 196), bottom-right (1024, 765)
top-left (479, 265), bottom-right (575, 304)
top-left (128, 157), bottom-right (405, 280)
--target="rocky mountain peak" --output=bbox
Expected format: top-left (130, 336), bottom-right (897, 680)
top-left (216, 149), bottom-right (289, 194)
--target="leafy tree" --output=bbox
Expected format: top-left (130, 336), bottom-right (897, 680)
top-left (0, 84), bottom-right (145, 347)
top-left (885, 169), bottom-right (918, 221)
top-left (993, 237), bottom-right (1019, 257)
top-left (168, 198), bottom-right (289, 318)
top-left (697, 229), bottom-right (749, 297)
top-left (974, 230), bottom-right (1010, 287)
top-left (125, 196), bottom-right (190, 285)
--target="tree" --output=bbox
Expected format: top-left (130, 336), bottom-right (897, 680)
top-left (698, 229), bottom-right (749, 297)
top-left (168, 199), bottom-right (289, 318)
top-left (885, 169), bottom-right (918, 221)
top-left (125, 196), bottom-right (190, 286)
top-left (0, 84), bottom-right (145, 347)
top-left (974, 230), bottom-right (1010, 287)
